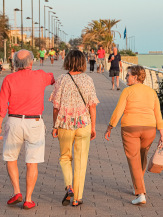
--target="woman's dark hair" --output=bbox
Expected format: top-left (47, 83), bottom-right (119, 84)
top-left (127, 65), bottom-right (146, 83)
top-left (64, 50), bottom-right (86, 72)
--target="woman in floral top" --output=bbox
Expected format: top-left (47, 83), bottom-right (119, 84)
top-left (50, 50), bottom-right (99, 207)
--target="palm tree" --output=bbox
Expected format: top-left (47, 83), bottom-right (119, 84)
top-left (0, 13), bottom-right (10, 60)
top-left (0, 13), bottom-right (9, 41)
top-left (82, 19), bottom-right (121, 53)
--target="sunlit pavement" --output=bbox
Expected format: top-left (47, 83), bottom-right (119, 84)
top-left (0, 58), bottom-right (162, 217)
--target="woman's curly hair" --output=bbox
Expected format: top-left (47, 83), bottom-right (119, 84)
top-left (127, 65), bottom-right (146, 83)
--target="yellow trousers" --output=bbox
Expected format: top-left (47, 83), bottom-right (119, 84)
top-left (121, 126), bottom-right (156, 195)
top-left (58, 124), bottom-right (91, 200)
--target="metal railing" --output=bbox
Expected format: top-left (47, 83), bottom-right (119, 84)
top-left (105, 58), bottom-right (163, 90)
top-left (121, 61), bottom-right (163, 90)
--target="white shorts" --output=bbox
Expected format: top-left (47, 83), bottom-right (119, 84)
top-left (3, 117), bottom-right (45, 163)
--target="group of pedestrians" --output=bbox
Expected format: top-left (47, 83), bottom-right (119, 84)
top-left (0, 48), bottom-right (162, 210)
top-left (88, 46), bottom-right (122, 90)
top-left (39, 48), bottom-right (61, 66)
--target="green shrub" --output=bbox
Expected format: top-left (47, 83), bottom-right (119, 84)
top-left (119, 49), bottom-right (136, 56)
top-left (157, 81), bottom-right (163, 112)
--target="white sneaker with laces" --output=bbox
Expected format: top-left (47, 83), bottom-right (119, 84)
top-left (132, 194), bottom-right (146, 205)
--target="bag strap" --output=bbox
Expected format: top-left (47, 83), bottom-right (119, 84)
top-left (67, 72), bottom-right (86, 106)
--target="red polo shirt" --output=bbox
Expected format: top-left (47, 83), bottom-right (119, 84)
top-left (0, 69), bottom-right (55, 118)
top-left (97, 49), bottom-right (105, 58)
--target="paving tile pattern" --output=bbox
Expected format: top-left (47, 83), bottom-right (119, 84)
top-left (0, 59), bottom-right (162, 217)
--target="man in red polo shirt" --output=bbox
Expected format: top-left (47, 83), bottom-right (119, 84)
top-left (97, 45), bottom-right (105, 73)
top-left (0, 49), bottom-right (55, 209)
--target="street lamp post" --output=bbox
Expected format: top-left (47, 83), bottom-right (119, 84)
top-left (39, 0), bottom-right (40, 50)
top-left (3, 0), bottom-right (5, 17)
top-left (53, 16), bottom-right (58, 47)
top-left (26, 16), bottom-right (34, 49)
top-left (14, 8), bottom-right (21, 46)
top-left (51, 15), bottom-right (57, 47)
top-left (39, 0), bottom-right (50, 50)
top-left (48, 11), bottom-right (56, 48)
top-left (3, 0), bottom-right (7, 63)
top-left (56, 19), bottom-right (60, 47)
top-left (34, 22), bottom-right (39, 47)
top-left (31, 0), bottom-right (33, 50)
top-left (21, 0), bottom-right (23, 48)
top-left (44, 5), bottom-right (52, 48)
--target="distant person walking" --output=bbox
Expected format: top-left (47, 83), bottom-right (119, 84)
top-left (9, 48), bottom-right (15, 72)
top-left (105, 65), bottom-right (163, 205)
top-left (97, 45), bottom-right (105, 73)
top-left (56, 48), bottom-right (60, 60)
top-left (49, 48), bottom-right (56, 65)
top-left (108, 47), bottom-right (122, 90)
top-left (0, 60), bottom-right (5, 74)
top-left (88, 49), bottom-right (96, 72)
top-left (61, 49), bottom-right (65, 60)
top-left (39, 48), bottom-right (46, 66)
top-left (50, 50), bottom-right (99, 207)
top-left (0, 49), bottom-right (55, 209)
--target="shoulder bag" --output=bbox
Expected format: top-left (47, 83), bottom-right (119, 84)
top-left (148, 141), bottom-right (163, 173)
top-left (67, 72), bottom-right (87, 106)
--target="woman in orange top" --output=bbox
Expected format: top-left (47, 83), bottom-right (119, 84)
top-left (105, 65), bottom-right (163, 205)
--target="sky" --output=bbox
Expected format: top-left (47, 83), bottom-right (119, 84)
top-left (0, 0), bottom-right (163, 54)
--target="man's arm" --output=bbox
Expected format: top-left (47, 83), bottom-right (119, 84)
top-left (43, 71), bottom-right (55, 86)
top-left (108, 54), bottom-right (113, 63)
top-left (0, 77), bottom-right (10, 140)
top-left (0, 115), bottom-right (3, 140)
top-left (103, 50), bottom-right (105, 58)
top-left (119, 61), bottom-right (122, 72)
top-left (0, 77), bottom-right (10, 119)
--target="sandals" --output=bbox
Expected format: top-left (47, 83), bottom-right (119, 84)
top-left (72, 199), bottom-right (83, 207)
top-left (62, 187), bottom-right (74, 206)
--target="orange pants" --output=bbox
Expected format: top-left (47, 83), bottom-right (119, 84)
top-left (121, 126), bottom-right (156, 195)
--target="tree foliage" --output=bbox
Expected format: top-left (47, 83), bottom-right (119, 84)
top-left (82, 19), bottom-right (121, 53)
top-left (0, 13), bottom-right (10, 59)
top-left (34, 38), bottom-right (46, 48)
top-left (0, 13), bottom-right (10, 41)
top-left (69, 37), bottom-right (82, 49)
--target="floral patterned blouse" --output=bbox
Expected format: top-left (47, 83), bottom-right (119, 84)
top-left (49, 73), bottom-right (99, 130)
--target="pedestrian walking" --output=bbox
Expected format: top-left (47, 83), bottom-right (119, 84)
top-left (105, 65), bottom-right (163, 205)
top-left (9, 48), bottom-right (15, 72)
top-left (0, 60), bottom-right (5, 74)
top-left (88, 49), bottom-right (96, 72)
top-left (55, 48), bottom-right (60, 60)
top-left (49, 48), bottom-right (56, 65)
top-left (108, 47), bottom-right (122, 90)
top-left (50, 50), bottom-right (99, 207)
top-left (39, 47), bottom-right (46, 66)
top-left (97, 45), bottom-right (105, 73)
top-left (0, 49), bottom-right (55, 209)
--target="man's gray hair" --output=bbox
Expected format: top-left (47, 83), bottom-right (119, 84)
top-left (14, 49), bottom-right (34, 69)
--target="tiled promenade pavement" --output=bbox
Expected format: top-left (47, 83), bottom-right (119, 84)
top-left (0, 59), bottom-right (162, 217)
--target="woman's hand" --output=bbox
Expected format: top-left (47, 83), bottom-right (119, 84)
top-left (91, 129), bottom-right (96, 140)
top-left (104, 125), bottom-right (113, 141)
top-left (158, 140), bottom-right (163, 148)
top-left (158, 129), bottom-right (163, 147)
top-left (52, 129), bottom-right (58, 138)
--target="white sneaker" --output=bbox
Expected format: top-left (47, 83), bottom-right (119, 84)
top-left (132, 194), bottom-right (146, 205)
